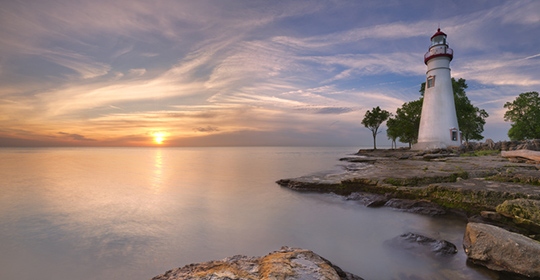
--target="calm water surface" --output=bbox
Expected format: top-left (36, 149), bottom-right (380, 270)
top-left (0, 147), bottom-right (496, 280)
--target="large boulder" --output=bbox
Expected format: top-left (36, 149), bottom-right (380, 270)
top-left (151, 246), bottom-right (363, 280)
top-left (463, 223), bottom-right (540, 278)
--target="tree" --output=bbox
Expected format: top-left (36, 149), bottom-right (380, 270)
top-left (420, 78), bottom-right (488, 141)
top-left (386, 99), bottom-right (423, 148)
top-left (504, 91), bottom-right (540, 140)
top-left (455, 94), bottom-right (489, 141)
top-left (386, 121), bottom-right (399, 149)
top-left (362, 106), bottom-right (391, 150)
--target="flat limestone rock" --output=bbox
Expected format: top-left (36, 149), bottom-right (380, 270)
top-left (151, 246), bottom-right (363, 280)
top-left (463, 223), bottom-right (540, 278)
top-left (277, 151), bottom-right (540, 214)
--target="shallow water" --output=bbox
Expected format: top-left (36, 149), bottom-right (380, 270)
top-left (0, 147), bottom-right (496, 280)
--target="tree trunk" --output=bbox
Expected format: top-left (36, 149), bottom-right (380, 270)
top-left (501, 150), bottom-right (540, 163)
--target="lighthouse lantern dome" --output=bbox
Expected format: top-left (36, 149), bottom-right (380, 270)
top-left (431, 30), bottom-right (447, 46)
top-left (424, 28), bottom-right (453, 64)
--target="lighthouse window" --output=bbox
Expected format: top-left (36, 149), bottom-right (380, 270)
top-left (431, 35), bottom-right (446, 46)
top-left (450, 128), bottom-right (458, 141)
top-left (427, 76), bottom-right (435, 88)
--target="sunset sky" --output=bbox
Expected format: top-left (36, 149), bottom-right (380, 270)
top-left (1, 0), bottom-right (539, 147)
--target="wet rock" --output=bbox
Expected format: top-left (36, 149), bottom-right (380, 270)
top-left (151, 246), bottom-right (363, 280)
top-left (384, 199), bottom-right (447, 216)
top-left (385, 232), bottom-right (457, 257)
top-left (463, 223), bottom-right (540, 278)
top-left (346, 192), bottom-right (390, 207)
top-left (339, 163), bottom-right (367, 172)
top-left (339, 157), bottom-right (376, 163)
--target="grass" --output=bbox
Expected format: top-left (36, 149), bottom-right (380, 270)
top-left (460, 150), bottom-right (500, 157)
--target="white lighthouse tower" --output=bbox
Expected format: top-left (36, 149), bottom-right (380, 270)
top-left (413, 28), bottom-right (460, 150)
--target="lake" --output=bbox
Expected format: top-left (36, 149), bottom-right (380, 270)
top-left (0, 147), bottom-right (497, 279)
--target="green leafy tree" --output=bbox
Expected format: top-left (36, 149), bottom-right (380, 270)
top-left (455, 94), bottom-right (489, 141)
top-left (362, 106), bottom-right (391, 150)
top-left (420, 78), bottom-right (488, 141)
top-left (386, 99), bottom-right (423, 148)
top-left (386, 121), bottom-right (399, 149)
top-left (504, 91), bottom-right (540, 140)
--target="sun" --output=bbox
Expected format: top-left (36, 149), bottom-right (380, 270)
top-left (152, 132), bottom-right (166, 145)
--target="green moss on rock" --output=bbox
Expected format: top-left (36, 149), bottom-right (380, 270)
top-left (487, 174), bottom-right (540, 186)
top-left (382, 172), bottom-right (469, 187)
top-left (497, 199), bottom-right (540, 223)
top-left (496, 199), bottom-right (540, 235)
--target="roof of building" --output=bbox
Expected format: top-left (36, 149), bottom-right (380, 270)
top-left (431, 28), bottom-right (447, 40)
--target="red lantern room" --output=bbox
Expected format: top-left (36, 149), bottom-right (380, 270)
top-left (424, 28), bottom-right (453, 64)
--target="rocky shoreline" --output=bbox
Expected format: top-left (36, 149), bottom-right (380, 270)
top-left (151, 140), bottom-right (540, 280)
top-left (276, 140), bottom-right (540, 279)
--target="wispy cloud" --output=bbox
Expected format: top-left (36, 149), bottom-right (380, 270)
top-left (58, 132), bottom-right (96, 141)
top-left (194, 126), bottom-right (220, 133)
top-left (454, 53), bottom-right (540, 86)
top-left (0, 0), bottom-right (538, 146)
top-left (42, 50), bottom-right (111, 79)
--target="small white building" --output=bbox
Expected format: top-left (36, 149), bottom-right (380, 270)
top-left (413, 29), bottom-right (460, 150)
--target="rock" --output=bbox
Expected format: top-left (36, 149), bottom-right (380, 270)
top-left (385, 232), bottom-right (457, 257)
top-left (339, 157), bottom-right (376, 163)
top-left (423, 154), bottom-right (446, 160)
top-left (534, 139), bottom-right (540, 151)
top-left (467, 215), bottom-right (530, 237)
top-left (346, 192), bottom-right (389, 207)
top-left (485, 139), bottom-right (495, 149)
top-left (384, 198), bottom-right (447, 216)
top-left (496, 199), bottom-right (540, 234)
top-left (278, 148), bottom-right (540, 215)
top-left (151, 246), bottom-right (363, 280)
top-left (497, 199), bottom-right (540, 223)
top-left (480, 211), bottom-right (502, 221)
top-left (509, 157), bottom-right (526, 163)
top-left (463, 223), bottom-right (540, 278)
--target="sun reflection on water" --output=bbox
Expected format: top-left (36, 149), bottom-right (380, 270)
top-left (151, 148), bottom-right (163, 194)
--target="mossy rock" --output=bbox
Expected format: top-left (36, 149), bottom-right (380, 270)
top-left (382, 172), bottom-right (469, 187)
top-left (497, 199), bottom-right (540, 221)
top-left (496, 199), bottom-right (540, 233)
top-left (487, 173), bottom-right (540, 186)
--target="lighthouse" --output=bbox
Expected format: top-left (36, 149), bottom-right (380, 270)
top-left (413, 28), bottom-right (460, 150)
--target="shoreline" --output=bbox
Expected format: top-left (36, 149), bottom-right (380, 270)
top-left (276, 146), bottom-right (540, 279)
top-left (278, 148), bottom-right (540, 217)
top-left (149, 145), bottom-right (540, 280)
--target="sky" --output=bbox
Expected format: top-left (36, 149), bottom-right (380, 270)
top-left (1, 0), bottom-right (539, 147)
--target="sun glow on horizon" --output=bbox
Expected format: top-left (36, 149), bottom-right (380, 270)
top-left (152, 132), bottom-right (167, 145)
